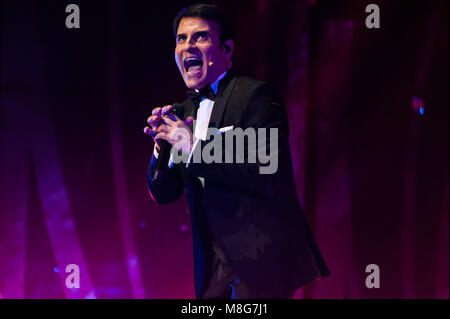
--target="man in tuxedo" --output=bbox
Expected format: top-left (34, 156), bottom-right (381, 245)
top-left (144, 4), bottom-right (330, 299)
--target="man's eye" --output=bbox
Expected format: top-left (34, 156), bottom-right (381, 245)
top-left (177, 37), bottom-right (186, 44)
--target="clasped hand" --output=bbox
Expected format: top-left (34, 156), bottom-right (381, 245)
top-left (144, 105), bottom-right (195, 155)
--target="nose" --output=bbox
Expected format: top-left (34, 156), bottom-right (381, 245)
top-left (183, 36), bottom-right (197, 51)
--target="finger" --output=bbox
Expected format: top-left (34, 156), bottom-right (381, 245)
top-left (184, 116), bottom-right (194, 126)
top-left (155, 132), bottom-right (170, 142)
top-left (161, 105), bottom-right (173, 116)
top-left (147, 115), bottom-right (161, 127)
top-left (143, 126), bottom-right (157, 137)
top-left (162, 114), bottom-right (177, 125)
top-left (152, 107), bottom-right (162, 115)
top-left (156, 124), bottom-right (170, 134)
top-left (144, 127), bottom-right (160, 147)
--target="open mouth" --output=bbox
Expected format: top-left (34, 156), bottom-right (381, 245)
top-left (184, 56), bottom-right (203, 76)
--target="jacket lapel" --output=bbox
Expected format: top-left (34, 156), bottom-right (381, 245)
top-left (208, 71), bottom-right (238, 129)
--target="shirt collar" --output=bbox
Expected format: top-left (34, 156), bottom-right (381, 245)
top-left (195, 70), bottom-right (228, 95)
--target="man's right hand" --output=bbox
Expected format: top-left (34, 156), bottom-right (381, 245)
top-left (143, 105), bottom-right (173, 152)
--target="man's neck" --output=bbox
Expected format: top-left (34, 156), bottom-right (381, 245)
top-left (210, 70), bottom-right (228, 95)
top-left (195, 70), bottom-right (228, 94)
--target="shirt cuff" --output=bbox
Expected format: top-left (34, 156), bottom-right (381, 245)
top-left (153, 144), bottom-right (159, 159)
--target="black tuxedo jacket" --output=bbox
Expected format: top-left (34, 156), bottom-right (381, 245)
top-left (147, 71), bottom-right (330, 298)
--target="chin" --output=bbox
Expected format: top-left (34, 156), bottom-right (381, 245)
top-left (185, 81), bottom-right (199, 89)
top-left (185, 77), bottom-right (206, 90)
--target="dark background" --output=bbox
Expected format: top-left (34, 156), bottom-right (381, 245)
top-left (0, 0), bottom-right (448, 298)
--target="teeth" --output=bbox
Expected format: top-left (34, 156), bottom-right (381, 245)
top-left (185, 57), bottom-right (201, 62)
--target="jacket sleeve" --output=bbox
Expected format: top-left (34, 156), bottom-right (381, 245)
top-left (147, 149), bottom-right (184, 205)
top-left (186, 83), bottom-right (292, 197)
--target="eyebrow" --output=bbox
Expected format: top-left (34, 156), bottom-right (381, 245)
top-left (176, 30), bottom-right (210, 40)
top-left (194, 31), bottom-right (210, 37)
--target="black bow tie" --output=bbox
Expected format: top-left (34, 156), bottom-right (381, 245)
top-left (186, 85), bottom-right (216, 104)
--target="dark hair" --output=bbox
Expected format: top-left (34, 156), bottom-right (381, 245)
top-left (173, 3), bottom-right (235, 45)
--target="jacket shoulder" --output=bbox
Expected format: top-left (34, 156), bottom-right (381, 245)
top-left (233, 75), bottom-right (268, 94)
top-left (232, 75), bottom-right (280, 102)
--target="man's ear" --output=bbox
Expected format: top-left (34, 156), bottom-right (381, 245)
top-left (223, 39), bottom-right (234, 58)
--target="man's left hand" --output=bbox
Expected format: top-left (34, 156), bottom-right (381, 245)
top-left (154, 113), bottom-right (195, 155)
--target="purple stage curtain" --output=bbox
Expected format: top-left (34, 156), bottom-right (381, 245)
top-left (0, 0), bottom-right (448, 298)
